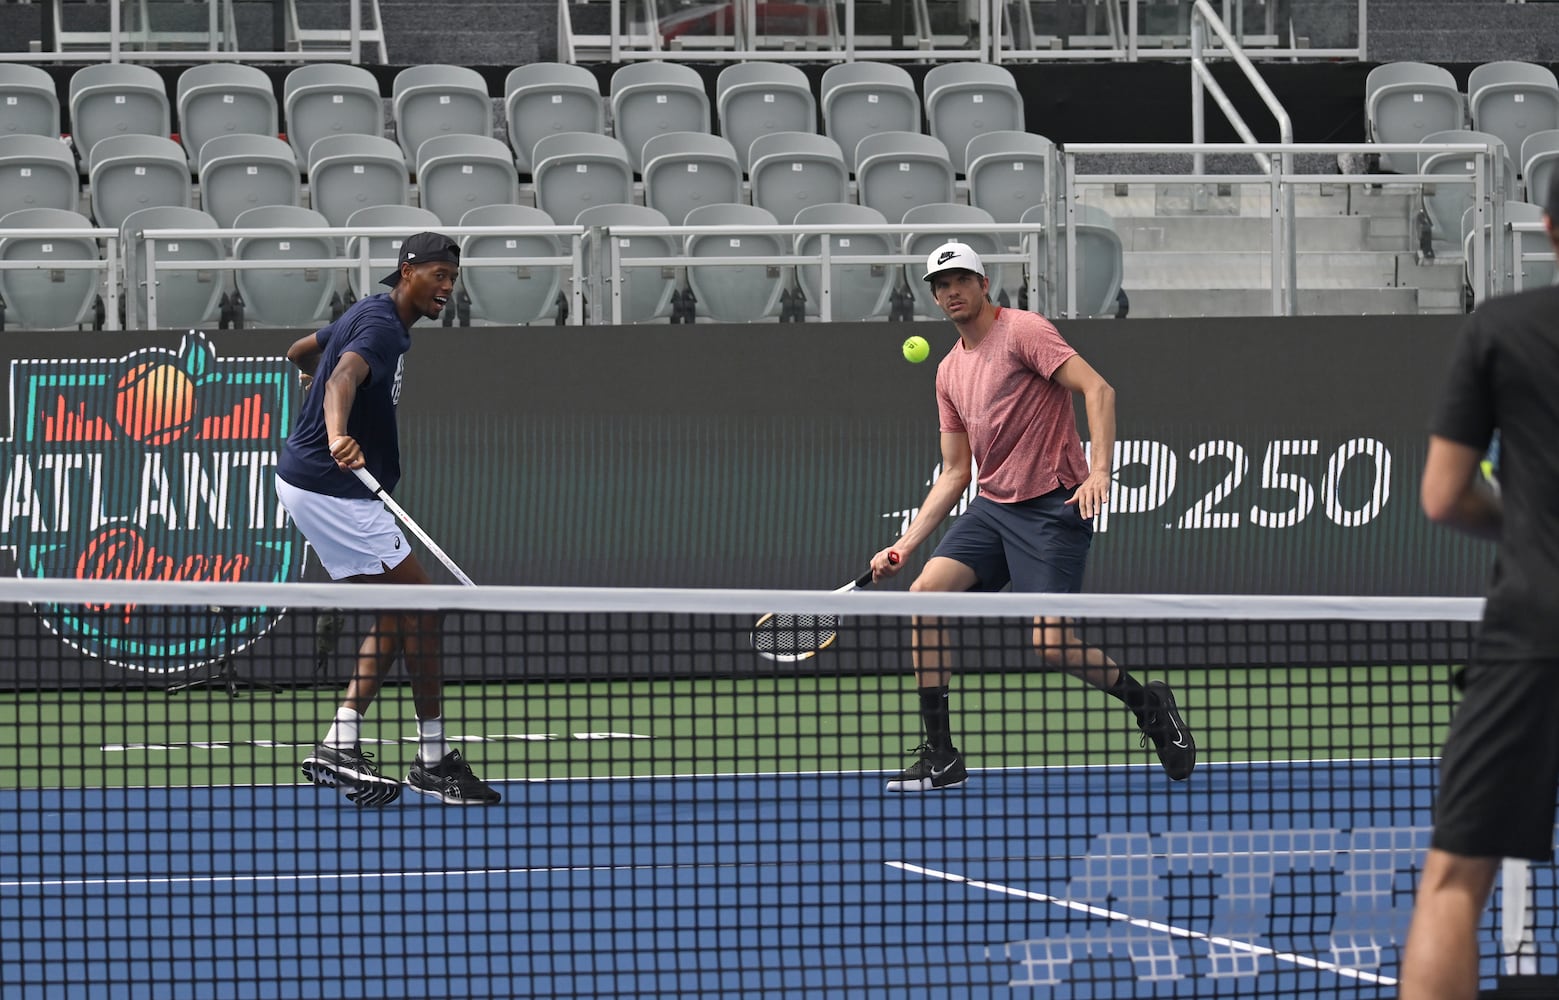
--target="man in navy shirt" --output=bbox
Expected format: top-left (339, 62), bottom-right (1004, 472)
top-left (277, 232), bottom-right (499, 807)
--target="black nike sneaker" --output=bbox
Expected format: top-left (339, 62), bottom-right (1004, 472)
top-left (1137, 680), bottom-right (1196, 781)
top-left (885, 742), bottom-right (969, 792)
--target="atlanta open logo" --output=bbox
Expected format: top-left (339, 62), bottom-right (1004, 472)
top-left (0, 331), bottom-right (303, 672)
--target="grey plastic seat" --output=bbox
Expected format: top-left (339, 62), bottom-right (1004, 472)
top-left (1468, 61), bottom-right (1559, 179)
top-left (176, 63), bottom-right (279, 168)
top-left (574, 202), bottom-right (677, 323)
top-left (196, 133), bottom-right (301, 229)
top-left (1461, 201), bottom-right (1555, 298)
top-left (504, 62), bottom-right (606, 174)
top-left (0, 64), bottom-right (61, 139)
top-left (1419, 129), bottom-right (1517, 242)
top-left (793, 202), bottom-right (894, 322)
top-left (966, 130), bottom-right (1056, 228)
top-left (0, 134), bottom-right (79, 217)
top-left (392, 64), bottom-right (494, 168)
top-left (532, 131), bottom-right (633, 225)
top-left (923, 63), bottom-right (1025, 176)
top-left (87, 134), bottom-right (192, 231)
top-left (231, 205), bottom-right (337, 327)
top-left (820, 62), bottom-right (919, 174)
top-left (747, 131), bottom-right (848, 225)
top-left (119, 205), bottom-right (224, 330)
top-left (457, 204), bottom-right (565, 324)
top-left (684, 202), bottom-right (785, 322)
top-left (855, 131), bottom-right (956, 225)
top-left (903, 203), bottom-right (1004, 318)
top-left (0, 207), bottom-right (100, 329)
top-left (1020, 203), bottom-right (1124, 318)
top-left (1364, 62), bottom-right (1464, 174)
top-left (68, 63), bottom-right (171, 167)
top-left (414, 134), bottom-right (519, 227)
top-left (716, 62), bottom-right (816, 173)
top-left (342, 204), bottom-right (444, 298)
top-left (283, 64), bottom-right (384, 171)
top-left (642, 131), bottom-right (741, 225)
top-left (307, 134), bottom-right (411, 229)
top-left (1521, 130), bottom-right (1559, 206)
top-left (609, 62), bottom-right (711, 174)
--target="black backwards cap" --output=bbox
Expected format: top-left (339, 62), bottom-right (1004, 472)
top-left (379, 231), bottom-right (461, 287)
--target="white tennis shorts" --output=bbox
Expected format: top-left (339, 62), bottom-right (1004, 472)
top-left (275, 475), bottom-right (410, 580)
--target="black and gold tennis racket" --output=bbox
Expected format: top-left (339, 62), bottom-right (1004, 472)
top-left (750, 553), bottom-right (897, 662)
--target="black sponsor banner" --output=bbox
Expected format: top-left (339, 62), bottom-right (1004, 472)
top-left (0, 316), bottom-right (1488, 687)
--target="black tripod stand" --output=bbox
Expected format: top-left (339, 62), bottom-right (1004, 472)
top-left (167, 605), bottom-right (283, 697)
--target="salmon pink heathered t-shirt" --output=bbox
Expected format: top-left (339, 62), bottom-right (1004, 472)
top-left (934, 307), bottom-right (1090, 503)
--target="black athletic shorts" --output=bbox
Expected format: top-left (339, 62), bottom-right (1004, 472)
top-left (1432, 660), bottom-right (1559, 861)
top-left (931, 488), bottom-right (1093, 593)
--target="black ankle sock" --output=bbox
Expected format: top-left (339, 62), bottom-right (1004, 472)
top-left (1107, 671), bottom-right (1153, 718)
top-left (919, 686), bottom-right (955, 754)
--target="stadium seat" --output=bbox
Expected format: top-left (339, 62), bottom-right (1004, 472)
top-left (0, 207), bottom-right (100, 329)
top-left (747, 131), bottom-right (849, 225)
top-left (0, 64), bottom-right (61, 139)
top-left (1520, 129), bottom-right (1559, 205)
top-left (342, 203), bottom-right (444, 298)
top-left (175, 63), bottom-right (279, 169)
top-left (608, 62), bottom-right (711, 174)
top-left (792, 202), bottom-right (895, 322)
top-left (532, 131), bottom-right (633, 225)
top-left (119, 205), bottom-right (224, 330)
top-left (86, 134), bottom-right (192, 231)
top-left (306, 134), bottom-right (412, 229)
top-left (854, 131), bottom-right (956, 225)
top-left (922, 62), bottom-right (1025, 175)
top-left (503, 62), bottom-right (606, 174)
top-left (230, 204), bottom-right (337, 328)
top-left (282, 64), bottom-right (384, 171)
top-left (902, 202), bottom-right (1004, 318)
top-left (683, 202), bottom-right (786, 322)
top-left (392, 64), bottom-right (494, 168)
top-left (196, 133), bottom-right (301, 230)
top-left (1364, 62), bottom-right (1464, 174)
top-left (1461, 201), bottom-right (1555, 297)
top-left (641, 131), bottom-right (741, 225)
top-left (457, 204), bottom-right (565, 324)
top-left (715, 62), bottom-right (817, 173)
top-left (820, 62), bottom-right (919, 174)
top-left (966, 130), bottom-right (1056, 228)
top-left (68, 63), bottom-right (171, 167)
top-left (0, 134), bottom-right (79, 217)
top-left (1020, 202), bottom-right (1125, 318)
top-left (414, 134), bottom-right (520, 227)
top-left (1468, 61), bottom-right (1559, 178)
top-left (574, 202), bottom-right (678, 324)
top-left (1419, 129), bottom-right (1517, 242)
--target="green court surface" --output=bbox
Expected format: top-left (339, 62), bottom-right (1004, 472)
top-left (0, 665), bottom-right (1451, 789)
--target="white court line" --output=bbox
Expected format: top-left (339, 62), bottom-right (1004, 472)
top-left (886, 860), bottom-right (1397, 987)
top-left (0, 862), bottom-right (680, 892)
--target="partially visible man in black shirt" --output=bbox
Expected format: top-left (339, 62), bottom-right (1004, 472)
top-left (1399, 180), bottom-right (1559, 1000)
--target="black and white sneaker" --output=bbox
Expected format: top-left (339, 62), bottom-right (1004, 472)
top-left (301, 743), bottom-right (402, 806)
top-left (885, 743), bottom-right (968, 792)
top-left (406, 749), bottom-right (502, 805)
top-left (1137, 680), bottom-right (1196, 781)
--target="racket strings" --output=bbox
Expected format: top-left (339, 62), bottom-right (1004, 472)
top-left (752, 613), bottom-right (841, 655)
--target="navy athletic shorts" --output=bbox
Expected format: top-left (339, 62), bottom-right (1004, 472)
top-left (931, 488), bottom-right (1093, 593)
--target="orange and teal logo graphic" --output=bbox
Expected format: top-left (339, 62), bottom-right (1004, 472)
top-left (1, 331), bottom-right (302, 671)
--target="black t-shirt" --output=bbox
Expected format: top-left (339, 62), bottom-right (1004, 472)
top-left (1431, 284), bottom-right (1559, 659)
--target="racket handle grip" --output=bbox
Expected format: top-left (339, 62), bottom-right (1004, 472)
top-left (888, 551), bottom-right (900, 564)
top-left (351, 466), bottom-right (384, 494)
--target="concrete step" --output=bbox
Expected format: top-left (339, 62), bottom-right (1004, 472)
top-left (1120, 250), bottom-right (1463, 291)
top-left (1113, 214), bottom-right (1410, 253)
top-left (1080, 183), bottom-right (1419, 224)
top-left (1123, 287), bottom-right (1422, 319)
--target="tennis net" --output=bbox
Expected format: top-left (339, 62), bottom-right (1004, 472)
top-left (0, 577), bottom-right (1540, 999)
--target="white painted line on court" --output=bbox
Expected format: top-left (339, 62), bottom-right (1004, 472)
top-left (886, 860), bottom-right (1397, 987)
top-left (0, 863), bottom-right (679, 892)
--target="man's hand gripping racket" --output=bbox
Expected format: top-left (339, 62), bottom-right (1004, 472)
top-left (750, 551), bottom-right (898, 662)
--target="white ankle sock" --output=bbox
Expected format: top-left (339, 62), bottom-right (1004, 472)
top-left (323, 707), bottom-right (362, 750)
top-left (417, 718), bottom-right (447, 763)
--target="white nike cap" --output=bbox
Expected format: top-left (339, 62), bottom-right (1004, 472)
top-left (922, 241), bottom-right (986, 283)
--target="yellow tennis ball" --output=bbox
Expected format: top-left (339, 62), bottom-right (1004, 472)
top-left (902, 335), bottom-right (930, 364)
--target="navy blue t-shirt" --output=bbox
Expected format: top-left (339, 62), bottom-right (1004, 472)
top-left (277, 294), bottom-right (411, 499)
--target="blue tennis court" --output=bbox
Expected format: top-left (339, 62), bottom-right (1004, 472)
top-left (3, 758), bottom-right (1519, 999)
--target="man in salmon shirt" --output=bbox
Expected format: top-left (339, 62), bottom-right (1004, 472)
top-left (870, 241), bottom-right (1196, 792)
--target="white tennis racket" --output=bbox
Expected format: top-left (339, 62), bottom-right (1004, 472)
top-left (352, 467), bottom-right (476, 587)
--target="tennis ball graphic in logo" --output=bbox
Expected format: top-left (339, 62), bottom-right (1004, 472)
top-left (115, 361), bottom-right (197, 445)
